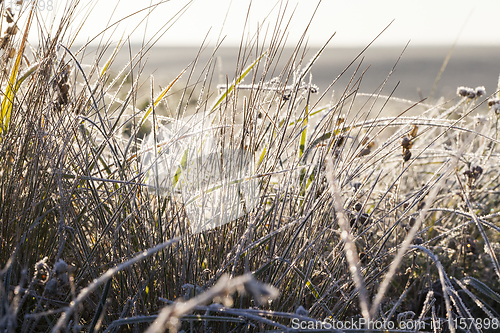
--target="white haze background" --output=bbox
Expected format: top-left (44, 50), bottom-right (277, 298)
top-left (22, 0), bottom-right (500, 48)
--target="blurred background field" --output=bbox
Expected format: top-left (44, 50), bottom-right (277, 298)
top-left (90, 45), bottom-right (500, 113)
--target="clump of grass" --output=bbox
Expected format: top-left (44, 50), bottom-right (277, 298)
top-left (1, 1), bottom-right (500, 332)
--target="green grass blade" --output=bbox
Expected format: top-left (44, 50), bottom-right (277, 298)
top-left (210, 51), bottom-right (267, 113)
top-left (101, 35), bottom-right (124, 77)
top-left (299, 108), bottom-right (308, 159)
top-left (172, 148), bottom-right (189, 188)
top-left (139, 68), bottom-right (186, 127)
top-left (258, 145), bottom-right (267, 167)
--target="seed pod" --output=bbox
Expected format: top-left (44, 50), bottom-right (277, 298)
top-left (463, 170), bottom-right (473, 179)
top-left (358, 148), bottom-right (371, 157)
top-left (488, 98), bottom-right (500, 107)
top-left (472, 166), bottom-right (483, 178)
top-left (358, 213), bottom-right (369, 224)
top-left (409, 125), bottom-right (418, 138)
top-left (309, 86), bottom-right (318, 94)
top-left (467, 90), bottom-right (476, 99)
top-left (408, 216), bottom-right (416, 227)
top-left (54, 64), bottom-right (72, 111)
top-left (413, 237), bottom-right (424, 245)
top-left (401, 136), bottom-right (413, 150)
top-left (0, 36), bottom-right (10, 49)
top-left (403, 150), bottom-right (411, 162)
top-left (361, 136), bottom-right (375, 149)
top-left (5, 25), bottom-right (17, 35)
top-left (334, 135), bottom-right (345, 148)
top-left (475, 86), bottom-right (486, 97)
top-left (457, 86), bottom-right (469, 97)
top-left (59, 83), bottom-right (69, 94)
top-left (5, 8), bottom-right (14, 23)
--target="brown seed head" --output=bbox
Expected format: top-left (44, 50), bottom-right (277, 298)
top-left (5, 8), bottom-right (14, 23)
top-left (457, 87), bottom-right (469, 97)
top-left (409, 125), bottom-right (418, 138)
top-left (358, 148), bottom-right (371, 157)
top-left (5, 25), bottom-right (17, 35)
top-left (413, 237), bottom-right (424, 245)
top-left (401, 136), bottom-right (413, 150)
top-left (403, 150), bottom-right (411, 162)
top-left (0, 36), bottom-right (10, 49)
top-left (472, 165), bottom-right (483, 178)
top-left (408, 216), bottom-right (416, 227)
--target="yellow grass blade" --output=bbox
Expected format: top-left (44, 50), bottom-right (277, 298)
top-left (210, 51), bottom-right (267, 114)
top-left (0, 7), bottom-right (34, 134)
top-left (101, 35), bottom-right (124, 77)
top-left (299, 106), bottom-right (308, 158)
top-left (139, 68), bottom-right (186, 128)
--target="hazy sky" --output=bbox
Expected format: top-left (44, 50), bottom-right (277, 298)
top-left (24, 0), bottom-right (500, 48)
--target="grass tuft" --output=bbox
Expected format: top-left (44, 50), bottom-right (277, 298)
top-left (1, 1), bottom-right (500, 332)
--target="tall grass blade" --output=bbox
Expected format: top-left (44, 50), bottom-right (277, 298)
top-left (0, 7), bottom-right (34, 134)
top-left (139, 68), bottom-right (186, 127)
top-left (210, 51), bottom-right (267, 113)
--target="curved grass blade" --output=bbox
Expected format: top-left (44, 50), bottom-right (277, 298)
top-left (88, 279), bottom-right (112, 333)
top-left (461, 276), bottom-right (500, 304)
